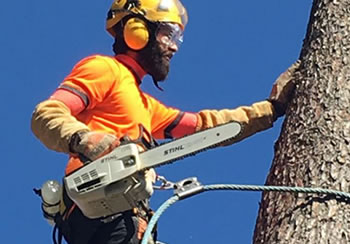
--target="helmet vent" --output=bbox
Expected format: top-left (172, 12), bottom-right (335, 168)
top-left (125, 0), bottom-right (141, 10)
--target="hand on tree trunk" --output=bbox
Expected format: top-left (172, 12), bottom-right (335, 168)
top-left (269, 60), bottom-right (301, 117)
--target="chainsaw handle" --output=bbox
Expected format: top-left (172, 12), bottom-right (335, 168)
top-left (78, 153), bottom-right (92, 165)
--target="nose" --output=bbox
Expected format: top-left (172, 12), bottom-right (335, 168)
top-left (168, 42), bottom-right (178, 52)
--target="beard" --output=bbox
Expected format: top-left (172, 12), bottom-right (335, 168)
top-left (137, 41), bottom-right (170, 82)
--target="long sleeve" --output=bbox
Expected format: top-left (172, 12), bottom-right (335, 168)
top-left (31, 100), bottom-right (90, 153)
top-left (196, 100), bottom-right (276, 143)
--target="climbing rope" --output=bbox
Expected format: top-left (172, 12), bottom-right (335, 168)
top-left (141, 179), bottom-right (350, 244)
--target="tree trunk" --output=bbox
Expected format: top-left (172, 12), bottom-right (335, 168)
top-left (253, 0), bottom-right (350, 243)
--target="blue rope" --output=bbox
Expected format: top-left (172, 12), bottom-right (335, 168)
top-left (141, 183), bottom-right (350, 244)
top-left (142, 195), bottom-right (179, 244)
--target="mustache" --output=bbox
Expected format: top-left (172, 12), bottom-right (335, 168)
top-left (159, 51), bottom-right (173, 62)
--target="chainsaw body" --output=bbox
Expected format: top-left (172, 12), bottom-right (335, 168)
top-left (64, 143), bottom-right (153, 218)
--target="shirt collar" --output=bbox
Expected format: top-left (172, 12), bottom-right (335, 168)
top-left (115, 54), bottom-right (147, 84)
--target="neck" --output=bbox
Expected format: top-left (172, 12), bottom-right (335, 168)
top-left (115, 53), bottom-right (147, 83)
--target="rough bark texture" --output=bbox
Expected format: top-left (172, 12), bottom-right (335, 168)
top-left (253, 0), bottom-right (350, 243)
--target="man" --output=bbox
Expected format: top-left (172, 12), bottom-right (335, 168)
top-left (31, 0), bottom-right (300, 243)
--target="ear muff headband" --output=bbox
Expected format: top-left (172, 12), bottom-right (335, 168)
top-left (123, 17), bottom-right (149, 50)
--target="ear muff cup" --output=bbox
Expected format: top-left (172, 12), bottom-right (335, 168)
top-left (123, 18), bottom-right (149, 50)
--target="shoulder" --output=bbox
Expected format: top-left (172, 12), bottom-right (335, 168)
top-left (71, 55), bottom-right (121, 77)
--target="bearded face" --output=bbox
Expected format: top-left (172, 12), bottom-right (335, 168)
top-left (137, 22), bottom-right (183, 82)
top-left (137, 40), bottom-right (172, 82)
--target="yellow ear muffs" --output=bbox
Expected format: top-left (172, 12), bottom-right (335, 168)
top-left (123, 18), bottom-right (149, 50)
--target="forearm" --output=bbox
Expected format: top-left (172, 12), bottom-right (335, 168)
top-left (196, 100), bottom-right (276, 142)
top-left (31, 99), bottom-right (90, 153)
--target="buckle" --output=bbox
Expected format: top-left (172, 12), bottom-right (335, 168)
top-left (174, 177), bottom-right (204, 200)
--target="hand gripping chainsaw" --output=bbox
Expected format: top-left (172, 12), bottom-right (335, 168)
top-left (64, 121), bottom-right (242, 218)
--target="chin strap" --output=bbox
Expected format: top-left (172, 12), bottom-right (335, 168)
top-left (152, 79), bottom-right (164, 91)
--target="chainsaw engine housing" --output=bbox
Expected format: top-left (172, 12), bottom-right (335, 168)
top-left (64, 143), bottom-right (153, 218)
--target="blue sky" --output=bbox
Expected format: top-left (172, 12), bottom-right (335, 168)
top-left (2, 1), bottom-right (312, 243)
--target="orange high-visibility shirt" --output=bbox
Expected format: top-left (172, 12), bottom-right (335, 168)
top-left (59, 55), bottom-right (183, 174)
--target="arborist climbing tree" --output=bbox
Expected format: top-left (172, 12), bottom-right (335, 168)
top-left (253, 0), bottom-right (350, 243)
top-left (31, 0), bottom-right (299, 243)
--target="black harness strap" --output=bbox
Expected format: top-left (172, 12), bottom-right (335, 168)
top-left (120, 124), bottom-right (159, 150)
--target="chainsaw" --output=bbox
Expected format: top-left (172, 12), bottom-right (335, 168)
top-left (64, 121), bottom-right (242, 218)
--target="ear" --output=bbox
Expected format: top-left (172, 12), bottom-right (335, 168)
top-left (123, 17), bottom-right (149, 50)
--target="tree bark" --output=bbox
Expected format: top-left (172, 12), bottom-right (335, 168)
top-left (253, 0), bottom-right (350, 243)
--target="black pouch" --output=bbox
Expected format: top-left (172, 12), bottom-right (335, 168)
top-left (52, 185), bottom-right (75, 244)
